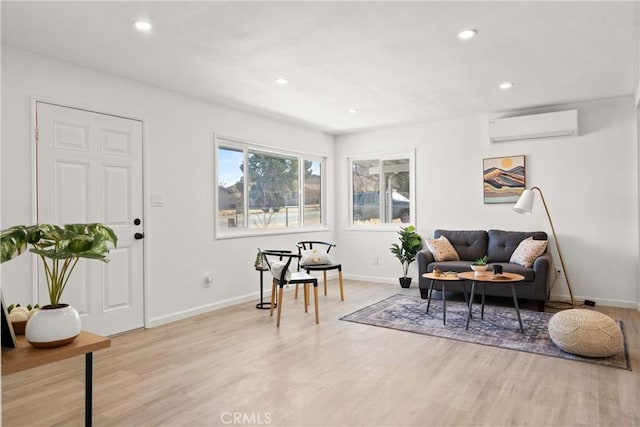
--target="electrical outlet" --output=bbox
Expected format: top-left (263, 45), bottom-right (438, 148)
top-left (204, 273), bottom-right (213, 287)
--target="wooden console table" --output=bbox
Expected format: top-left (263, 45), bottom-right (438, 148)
top-left (2, 330), bottom-right (111, 427)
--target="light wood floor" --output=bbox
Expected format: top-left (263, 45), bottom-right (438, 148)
top-left (2, 280), bottom-right (639, 426)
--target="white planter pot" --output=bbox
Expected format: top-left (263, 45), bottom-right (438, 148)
top-left (25, 304), bottom-right (81, 348)
top-left (470, 265), bottom-right (488, 276)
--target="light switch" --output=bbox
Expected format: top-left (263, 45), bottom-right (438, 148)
top-left (151, 193), bottom-right (164, 207)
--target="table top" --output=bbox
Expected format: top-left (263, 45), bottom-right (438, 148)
top-left (422, 272), bottom-right (464, 281)
top-left (457, 271), bottom-right (525, 283)
top-left (2, 331), bottom-right (111, 375)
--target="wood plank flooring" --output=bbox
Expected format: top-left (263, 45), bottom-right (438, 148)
top-left (2, 280), bottom-right (639, 426)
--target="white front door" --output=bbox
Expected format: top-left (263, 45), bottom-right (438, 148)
top-left (36, 101), bottom-right (144, 336)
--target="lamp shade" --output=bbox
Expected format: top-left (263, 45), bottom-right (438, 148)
top-left (513, 189), bottom-right (534, 214)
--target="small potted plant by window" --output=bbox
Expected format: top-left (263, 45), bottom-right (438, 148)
top-left (470, 255), bottom-right (489, 275)
top-left (389, 225), bottom-right (423, 288)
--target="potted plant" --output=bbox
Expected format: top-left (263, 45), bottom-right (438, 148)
top-left (389, 225), bottom-right (423, 288)
top-left (254, 248), bottom-right (266, 270)
top-left (470, 255), bottom-right (489, 275)
top-left (1, 223), bottom-right (117, 347)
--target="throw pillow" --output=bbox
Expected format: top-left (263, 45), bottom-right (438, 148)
top-left (300, 249), bottom-right (332, 266)
top-left (425, 236), bottom-right (460, 262)
top-left (510, 237), bottom-right (548, 268)
top-left (270, 261), bottom-right (291, 281)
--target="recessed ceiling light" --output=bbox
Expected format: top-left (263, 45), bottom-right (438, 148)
top-left (458, 29), bottom-right (477, 40)
top-left (134, 21), bottom-right (152, 32)
top-left (348, 108), bottom-right (359, 114)
top-left (499, 81), bottom-right (514, 90)
top-left (275, 77), bottom-right (289, 85)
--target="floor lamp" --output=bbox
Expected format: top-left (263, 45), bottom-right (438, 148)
top-left (513, 186), bottom-right (575, 306)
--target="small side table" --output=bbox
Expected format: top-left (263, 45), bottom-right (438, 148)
top-left (255, 266), bottom-right (276, 310)
top-left (422, 272), bottom-right (469, 325)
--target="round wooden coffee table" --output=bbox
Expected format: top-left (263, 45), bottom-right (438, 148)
top-left (457, 271), bottom-right (526, 333)
top-left (422, 272), bottom-right (469, 325)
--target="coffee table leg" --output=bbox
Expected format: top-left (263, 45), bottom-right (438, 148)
top-left (481, 283), bottom-right (486, 320)
top-left (442, 282), bottom-right (446, 325)
top-left (426, 280), bottom-right (435, 314)
top-left (466, 282), bottom-right (475, 330)
top-left (510, 283), bottom-right (524, 333)
top-left (462, 281), bottom-right (469, 306)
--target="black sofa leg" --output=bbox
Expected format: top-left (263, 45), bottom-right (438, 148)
top-left (537, 300), bottom-right (546, 312)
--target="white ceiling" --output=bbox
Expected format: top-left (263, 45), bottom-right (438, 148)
top-left (2, 1), bottom-right (638, 134)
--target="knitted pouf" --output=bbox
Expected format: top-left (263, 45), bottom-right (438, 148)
top-left (548, 309), bottom-right (623, 357)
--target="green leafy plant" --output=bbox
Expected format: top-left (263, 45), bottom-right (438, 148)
top-left (1, 224), bottom-right (117, 308)
top-left (472, 255), bottom-right (489, 266)
top-left (389, 225), bottom-right (423, 278)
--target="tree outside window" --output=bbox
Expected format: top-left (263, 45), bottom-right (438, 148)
top-left (216, 140), bottom-right (325, 235)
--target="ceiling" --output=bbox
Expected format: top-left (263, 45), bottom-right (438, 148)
top-left (2, 1), bottom-right (638, 134)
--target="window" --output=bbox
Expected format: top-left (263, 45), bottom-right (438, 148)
top-left (349, 152), bottom-right (415, 226)
top-left (216, 136), bottom-right (325, 237)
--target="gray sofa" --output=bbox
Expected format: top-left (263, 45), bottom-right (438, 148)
top-left (417, 229), bottom-right (554, 312)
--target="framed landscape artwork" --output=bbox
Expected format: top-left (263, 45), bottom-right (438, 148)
top-left (483, 155), bottom-right (525, 204)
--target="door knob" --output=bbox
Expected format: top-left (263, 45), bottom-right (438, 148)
top-left (134, 232), bottom-right (145, 240)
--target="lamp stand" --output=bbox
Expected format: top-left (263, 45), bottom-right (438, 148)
top-left (531, 186), bottom-right (575, 306)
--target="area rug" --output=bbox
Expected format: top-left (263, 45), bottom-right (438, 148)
top-left (341, 294), bottom-right (631, 370)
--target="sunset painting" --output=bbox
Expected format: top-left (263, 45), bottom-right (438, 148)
top-left (483, 155), bottom-right (525, 204)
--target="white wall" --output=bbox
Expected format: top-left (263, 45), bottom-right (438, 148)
top-left (636, 0), bottom-right (640, 311)
top-left (1, 46), bottom-right (335, 326)
top-left (336, 97), bottom-right (639, 308)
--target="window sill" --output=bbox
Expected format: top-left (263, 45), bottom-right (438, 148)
top-left (344, 223), bottom-right (415, 232)
top-left (215, 226), bottom-right (330, 240)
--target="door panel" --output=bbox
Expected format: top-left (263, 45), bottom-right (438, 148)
top-left (36, 102), bottom-right (144, 336)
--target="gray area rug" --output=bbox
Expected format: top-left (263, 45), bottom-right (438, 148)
top-left (341, 294), bottom-right (631, 370)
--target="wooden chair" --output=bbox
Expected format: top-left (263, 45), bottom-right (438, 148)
top-left (295, 241), bottom-right (344, 301)
top-left (260, 250), bottom-right (319, 327)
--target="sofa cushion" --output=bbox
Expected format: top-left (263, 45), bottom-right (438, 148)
top-left (497, 262), bottom-right (536, 281)
top-left (427, 260), bottom-right (473, 273)
top-left (434, 230), bottom-right (487, 261)
top-left (425, 236), bottom-right (460, 262)
top-left (510, 237), bottom-right (548, 268)
top-left (487, 230), bottom-right (547, 262)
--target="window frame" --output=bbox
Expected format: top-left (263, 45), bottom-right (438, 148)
top-left (346, 150), bottom-right (416, 231)
top-left (214, 134), bottom-right (327, 239)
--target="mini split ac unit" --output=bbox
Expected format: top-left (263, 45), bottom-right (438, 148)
top-left (488, 110), bottom-right (579, 143)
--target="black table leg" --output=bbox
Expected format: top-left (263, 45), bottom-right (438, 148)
top-left (466, 282), bottom-right (476, 330)
top-left (426, 280), bottom-right (434, 314)
top-left (442, 282), bottom-right (447, 325)
top-left (510, 283), bottom-right (524, 333)
top-left (481, 283), bottom-right (486, 320)
top-left (85, 352), bottom-right (92, 427)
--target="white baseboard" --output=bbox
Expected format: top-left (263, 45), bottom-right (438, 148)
top-left (548, 292), bottom-right (638, 309)
top-left (147, 292), bottom-right (262, 328)
top-left (343, 273), bottom-right (404, 285)
top-left (147, 272), bottom-right (342, 328)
